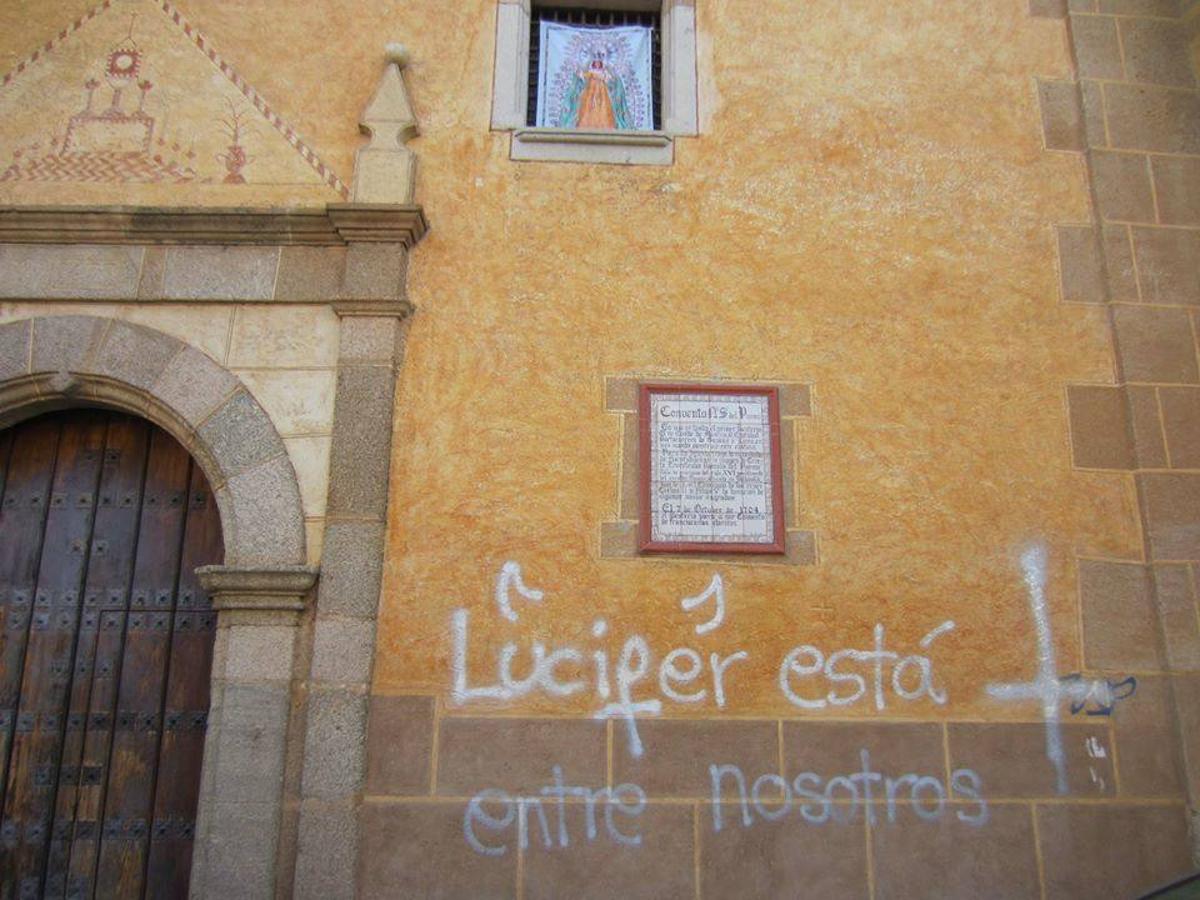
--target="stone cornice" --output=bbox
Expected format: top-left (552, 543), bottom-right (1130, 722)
top-left (0, 203), bottom-right (427, 247)
top-left (197, 564), bottom-right (319, 614)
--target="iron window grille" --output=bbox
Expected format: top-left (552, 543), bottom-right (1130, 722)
top-left (527, 5), bottom-right (663, 129)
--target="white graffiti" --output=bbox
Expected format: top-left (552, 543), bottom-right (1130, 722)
top-left (985, 546), bottom-right (1085, 794)
top-left (494, 560), bottom-right (544, 623)
top-left (460, 755), bottom-right (991, 856)
top-left (681, 574), bottom-right (725, 634)
top-left (463, 767), bottom-right (645, 856)
top-left (709, 753), bottom-right (988, 831)
top-left (451, 562), bottom-right (958, 761)
top-left (451, 604), bottom-right (746, 758)
top-left (777, 621), bottom-right (955, 711)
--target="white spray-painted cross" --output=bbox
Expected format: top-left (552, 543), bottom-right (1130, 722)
top-left (985, 546), bottom-right (1071, 794)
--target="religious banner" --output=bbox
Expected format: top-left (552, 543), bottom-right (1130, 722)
top-left (639, 384), bottom-right (786, 554)
top-left (535, 22), bottom-right (654, 131)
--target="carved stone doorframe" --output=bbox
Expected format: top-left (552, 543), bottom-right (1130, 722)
top-left (0, 314), bottom-right (315, 898)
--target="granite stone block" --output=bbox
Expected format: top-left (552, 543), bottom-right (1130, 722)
top-left (1079, 558), bottom-right (1162, 669)
top-left (1153, 565), bottom-right (1200, 668)
top-left (1105, 83), bottom-right (1200, 154)
top-left (1057, 225), bottom-right (1105, 303)
top-left (151, 345), bottom-right (240, 429)
top-left (1129, 385), bottom-right (1169, 466)
top-left (162, 246), bottom-right (279, 301)
top-left (1119, 17), bottom-right (1196, 87)
top-left (89, 319), bottom-right (181, 391)
top-left (365, 694), bottom-right (435, 796)
top-left (301, 687), bottom-right (369, 800)
top-left (437, 717), bottom-right (606, 796)
top-left (199, 389), bottom-right (289, 480)
top-left (358, 800), bottom-right (517, 899)
top-left (1038, 804), bottom-right (1192, 897)
top-left (1160, 386), bottom-right (1200, 467)
top-left (1090, 151), bottom-right (1156, 222)
top-left (1151, 156), bottom-right (1200, 225)
top-left (1039, 79), bottom-right (1085, 150)
top-left (1132, 226), bottom-right (1200, 305)
top-left (947, 722), bottom-right (1114, 797)
top-left (1067, 384), bottom-right (1136, 469)
top-left (524, 803), bottom-right (694, 900)
top-left (0, 319), bottom-right (31, 381)
top-left (872, 803), bottom-right (1040, 900)
top-left (326, 366), bottom-right (396, 517)
top-left (1111, 674), bottom-right (1185, 797)
top-left (613, 719), bottom-right (778, 799)
top-left (0, 245), bottom-right (143, 300)
top-left (30, 315), bottom-right (106, 375)
top-left (1139, 472), bottom-right (1200, 559)
top-left (314, 520), bottom-right (386, 617)
top-left (1113, 305), bottom-right (1199, 383)
top-left (700, 809), bottom-right (867, 899)
top-left (1069, 14), bottom-right (1125, 80)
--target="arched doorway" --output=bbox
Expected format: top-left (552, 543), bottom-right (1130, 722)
top-left (0, 409), bottom-right (222, 899)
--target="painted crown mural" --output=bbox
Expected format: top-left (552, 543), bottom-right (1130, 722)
top-left (0, 0), bottom-right (347, 204)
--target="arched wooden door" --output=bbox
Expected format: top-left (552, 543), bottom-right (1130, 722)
top-left (0, 410), bottom-right (221, 900)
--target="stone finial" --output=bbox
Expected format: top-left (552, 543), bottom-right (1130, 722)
top-left (384, 42), bottom-right (410, 67)
top-left (351, 44), bottom-right (419, 203)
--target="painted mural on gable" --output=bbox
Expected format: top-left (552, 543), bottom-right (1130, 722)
top-left (0, 0), bottom-right (346, 206)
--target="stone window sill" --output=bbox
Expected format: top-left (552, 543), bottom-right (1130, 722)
top-left (510, 128), bottom-right (674, 165)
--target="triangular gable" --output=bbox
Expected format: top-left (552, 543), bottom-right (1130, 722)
top-left (0, 0), bottom-right (348, 205)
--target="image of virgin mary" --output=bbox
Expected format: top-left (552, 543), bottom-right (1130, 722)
top-left (559, 52), bottom-right (632, 130)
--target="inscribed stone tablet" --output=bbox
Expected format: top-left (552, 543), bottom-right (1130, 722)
top-left (639, 384), bottom-right (785, 553)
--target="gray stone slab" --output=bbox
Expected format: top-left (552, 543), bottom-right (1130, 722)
top-left (0, 244), bottom-right (144, 299)
top-left (218, 454), bottom-right (307, 568)
top-left (310, 616), bottom-right (376, 685)
top-left (276, 246), bottom-right (346, 301)
top-left (300, 687), bottom-right (368, 800)
top-left (30, 315), bottom-right (106, 374)
top-left (316, 520), bottom-right (385, 617)
top-left (88, 319), bottom-right (182, 391)
top-left (162, 246), bottom-right (280, 300)
top-left (327, 367), bottom-right (395, 517)
top-left (152, 345), bottom-right (240, 430)
top-left (222, 623), bottom-right (299, 683)
top-left (340, 243), bottom-right (407, 300)
top-left (338, 316), bottom-right (401, 364)
top-left (137, 247), bottom-right (167, 298)
top-left (199, 389), bottom-right (289, 481)
top-left (197, 799), bottom-right (282, 900)
top-left (293, 798), bottom-right (359, 900)
top-left (210, 720), bottom-right (290, 804)
top-left (0, 319), bottom-right (31, 381)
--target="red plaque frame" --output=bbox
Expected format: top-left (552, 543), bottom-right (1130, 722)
top-left (638, 383), bottom-right (787, 555)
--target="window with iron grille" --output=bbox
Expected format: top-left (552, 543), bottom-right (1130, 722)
top-left (489, 0), bottom-right (697, 165)
top-left (526, 6), bottom-right (662, 130)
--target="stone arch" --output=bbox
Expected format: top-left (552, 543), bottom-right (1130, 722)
top-left (0, 314), bottom-right (306, 569)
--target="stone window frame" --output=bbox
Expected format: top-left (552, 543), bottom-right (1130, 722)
top-left (491, 0), bottom-right (699, 165)
top-left (602, 376), bottom-right (818, 565)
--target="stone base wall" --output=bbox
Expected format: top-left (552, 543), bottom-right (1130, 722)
top-left (359, 705), bottom-right (1196, 897)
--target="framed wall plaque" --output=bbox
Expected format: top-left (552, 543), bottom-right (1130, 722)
top-left (638, 383), bottom-right (786, 554)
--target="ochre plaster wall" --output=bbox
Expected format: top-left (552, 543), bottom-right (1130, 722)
top-left (0, 0), bottom-right (1129, 708)
top-left (377, 0), bottom-right (1123, 714)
